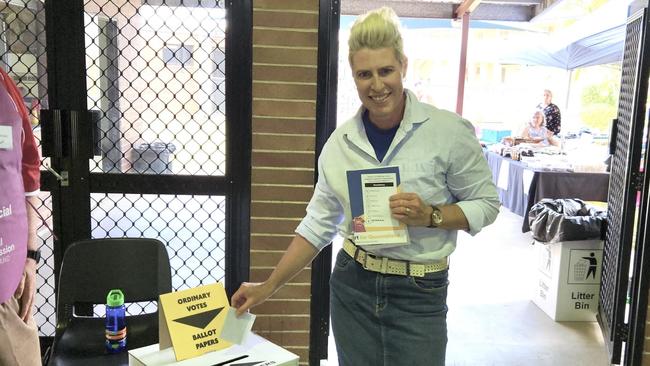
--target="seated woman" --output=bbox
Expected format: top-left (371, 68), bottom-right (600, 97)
top-left (522, 110), bottom-right (559, 147)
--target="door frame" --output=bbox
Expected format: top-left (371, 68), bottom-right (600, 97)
top-left (41, 0), bottom-right (251, 309)
top-left (309, 0), bottom-right (340, 364)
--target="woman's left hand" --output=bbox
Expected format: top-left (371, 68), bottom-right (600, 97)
top-left (389, 192), bottom-right (432, 227)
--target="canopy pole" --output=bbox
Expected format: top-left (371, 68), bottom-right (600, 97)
top-left (564, 68), bottom-right (573, 122)
top-left (456, 12), bottom-right (469, 116)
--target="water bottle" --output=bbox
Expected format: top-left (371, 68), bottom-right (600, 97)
top-left (105, 289), bottom-right (127, 353)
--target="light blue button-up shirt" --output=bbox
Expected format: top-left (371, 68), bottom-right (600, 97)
top-left (296, 90), bottom-right (500, 261)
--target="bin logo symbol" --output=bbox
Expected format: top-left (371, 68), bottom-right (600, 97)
top-left (568, 249), bottom-right (603, 284)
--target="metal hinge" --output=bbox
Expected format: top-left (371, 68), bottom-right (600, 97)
top-left (631, 171), bottom-right (645, 191)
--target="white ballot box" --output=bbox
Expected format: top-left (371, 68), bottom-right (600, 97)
top-left (532, 239), bottom-right (604, 321)
top-left (128, 333), bottom-right (299, 366)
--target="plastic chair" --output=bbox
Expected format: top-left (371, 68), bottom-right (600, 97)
top-left (46, 238), bottom-right (172, 366)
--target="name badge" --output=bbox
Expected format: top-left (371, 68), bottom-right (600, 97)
top-left (0, 125), bottom-right (13, 150)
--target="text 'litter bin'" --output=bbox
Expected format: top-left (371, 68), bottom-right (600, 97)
top-left (528, 198), bottom-right (606, 321)
top-left (131, 141), bottom-right (176, 174)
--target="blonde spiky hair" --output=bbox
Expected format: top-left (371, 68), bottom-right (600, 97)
top-left (348, 7), bottom-right (406, 66)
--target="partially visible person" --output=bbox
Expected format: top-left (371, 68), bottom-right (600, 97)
top-left (0, 66), bottom-right (42, 366)
top-left (231, 7), bottom-right (499, 366)
top-left (537, 89), bottom-right (561, 135)
top-left (522, 110), bottom-right (559, 147)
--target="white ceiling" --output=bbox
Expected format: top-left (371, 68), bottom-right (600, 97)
top-left (341, 0), bottom-right (555, 21)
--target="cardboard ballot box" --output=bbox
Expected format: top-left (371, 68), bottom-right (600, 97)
top-left (128, 333), bottom-right (299, 366)
top-left (532, 239), bottom-right (604, 321)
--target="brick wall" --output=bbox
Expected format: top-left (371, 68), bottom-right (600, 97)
top-left (250, 0), bottom-right (320, 364)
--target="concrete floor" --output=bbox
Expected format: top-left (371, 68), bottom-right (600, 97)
top-left (446, 207), bottom-right (609, 366)
top-left (326, 207), bottom-right (610, 366)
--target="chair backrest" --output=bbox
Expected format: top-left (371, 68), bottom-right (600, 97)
top-left (56, 238), bottom-right (172, 327)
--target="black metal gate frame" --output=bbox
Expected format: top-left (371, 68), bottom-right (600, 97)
top-left (19, 0), bottom-right (252, 349)
top-left (598, 7), bottom-right (650, 365)
top-left (624, 10), bottom-right (650, 366)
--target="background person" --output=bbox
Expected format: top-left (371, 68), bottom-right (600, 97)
top-left (0, 66), bottom-right (42, 366)
top-left (231, 7), bottom-right (499, 366)
top-left (537, 89), bottom-right (561, 135)
top-left (522, 110), bottom-right (559, 147)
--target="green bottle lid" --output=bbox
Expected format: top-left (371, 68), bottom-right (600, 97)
top-left (106, 289), bottom-right (125, 307)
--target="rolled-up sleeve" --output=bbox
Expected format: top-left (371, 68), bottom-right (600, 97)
top-left (447, 119), bottom-right (500, 235)
top-left (295, 155), bottom-right (344, 251)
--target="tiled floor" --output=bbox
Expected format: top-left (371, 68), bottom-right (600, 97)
top-left (326, 207), bottom-right (610, 366)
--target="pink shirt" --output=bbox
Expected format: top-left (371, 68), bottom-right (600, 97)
top-left (0, 67), bottom-right (40, 303)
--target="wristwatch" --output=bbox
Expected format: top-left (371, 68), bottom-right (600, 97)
top-left (27, 249), bottom-right (41, 264)
top-left (428, 205), bottom-right (443, 228)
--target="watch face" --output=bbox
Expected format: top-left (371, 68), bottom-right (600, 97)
top-left (432, 209), bottom-right (443, 225)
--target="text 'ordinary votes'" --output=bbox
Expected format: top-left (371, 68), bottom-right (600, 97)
top-left (177, 292), bottom-right (211, 312)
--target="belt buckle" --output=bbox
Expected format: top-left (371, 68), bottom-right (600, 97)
top-left (361, 251), bottom-right (370, 270)
top-left (354, 245), bottom-right (362, 262)
top-left (361, 253), bottom-right (389, 274)
top-left (379, 257), bottom-right (389, 274)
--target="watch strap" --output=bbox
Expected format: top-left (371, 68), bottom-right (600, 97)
top-left (27, 249), bottom-right (41, 264)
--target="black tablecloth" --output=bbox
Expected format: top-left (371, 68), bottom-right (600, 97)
top-left (484, 151), bottom-right (610, 232)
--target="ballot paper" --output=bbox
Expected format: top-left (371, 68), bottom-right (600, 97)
top-left (220, 308), bottom-right (255, 345)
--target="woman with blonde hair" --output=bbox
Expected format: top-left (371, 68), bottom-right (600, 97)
top-left (232, 7), bottom-right (499, 365)
top-left (522, 110), bottom-right (559, 146)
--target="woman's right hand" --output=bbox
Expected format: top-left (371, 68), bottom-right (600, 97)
top-left (230, 235), bottom-right (319, 317)
top-left (231, 281), bottom-right (276, 316)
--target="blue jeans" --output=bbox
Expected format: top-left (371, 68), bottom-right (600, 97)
top-left (330, 250), bottom-right (449, 366)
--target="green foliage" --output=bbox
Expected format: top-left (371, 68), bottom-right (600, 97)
top-left (580, 103), bottom-right (616, 132)
top-left (580, 74), bottom-right (619, 132)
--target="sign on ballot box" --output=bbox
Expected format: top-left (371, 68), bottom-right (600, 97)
top-left (157, 283), bottom-right (255, 361)
top-left (128, 333), bottom-right (299, 366)
top-left (532, 240), bottom-right (604, 321)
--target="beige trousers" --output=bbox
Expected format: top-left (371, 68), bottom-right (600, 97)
top-left (0, 290), bottom-right (41, 366)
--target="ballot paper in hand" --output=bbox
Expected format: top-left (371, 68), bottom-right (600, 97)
top-left (347, 166), bottom-right (409, 247)
top-left (220, 307), bottom-right (256, 344)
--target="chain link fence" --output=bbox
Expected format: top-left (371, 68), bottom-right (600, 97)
top-left (1, 0), bottom-right (229, 337)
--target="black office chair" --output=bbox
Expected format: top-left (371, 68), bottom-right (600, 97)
top-left (47, 238), bottom-right (172, 366)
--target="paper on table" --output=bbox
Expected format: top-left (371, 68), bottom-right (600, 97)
top-left (220, 307), bottom-right (256, 345)
top-left (497, 160), bottom-right (510, 190)
top-left (522, 169), bottom-right (535, 195)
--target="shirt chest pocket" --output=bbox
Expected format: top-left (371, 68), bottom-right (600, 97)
top-left (399, 161), bottom-right (446, 202)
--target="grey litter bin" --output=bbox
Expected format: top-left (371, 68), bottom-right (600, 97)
top-left (131, 141), bottom-right (176, 174)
